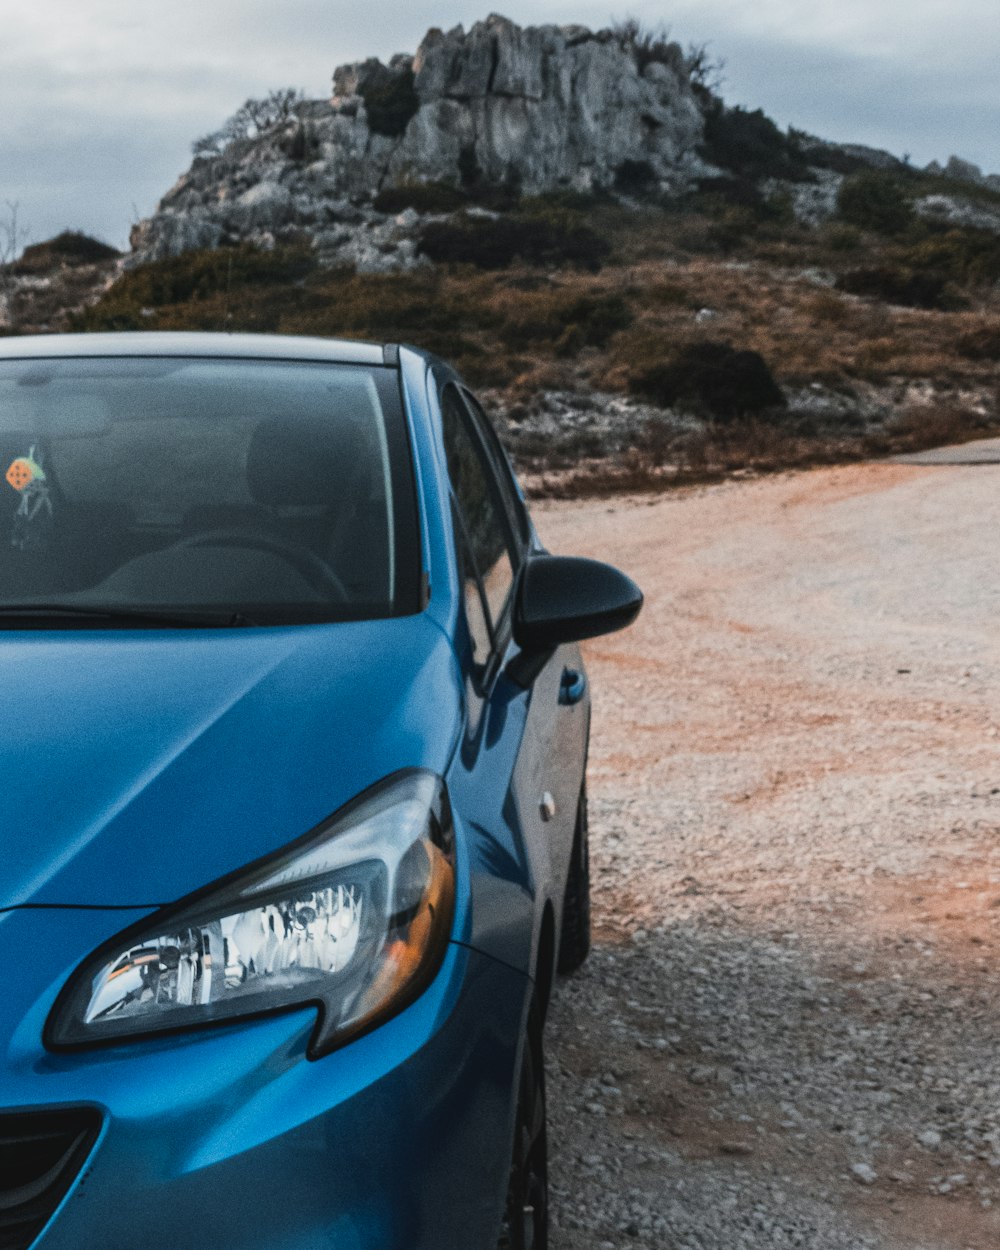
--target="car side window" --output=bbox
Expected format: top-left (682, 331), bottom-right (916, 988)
top-left (441, 385), bottom-right (518, 659)
top-left (452, 503), bottom-right (494, 669)
top-left (459, 389), bottom-right (531, 551)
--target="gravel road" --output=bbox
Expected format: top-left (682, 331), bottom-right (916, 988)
top-left (534, 461), bottom-right (1000, 1250)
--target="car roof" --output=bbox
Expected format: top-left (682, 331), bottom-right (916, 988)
top-left (0, 331), bottom-right (392, 367)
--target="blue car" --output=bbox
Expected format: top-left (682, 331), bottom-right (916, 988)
top-left (0, 333), bottom-right (641, 1250)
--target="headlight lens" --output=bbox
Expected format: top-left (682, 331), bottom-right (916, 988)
top-left (46, 771), bottom-right (455, 1057)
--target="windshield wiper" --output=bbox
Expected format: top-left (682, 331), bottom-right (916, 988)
top-left (0, 604), bottom-right (257, 628)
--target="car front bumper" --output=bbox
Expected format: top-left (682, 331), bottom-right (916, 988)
top-left (0, 907), bottom-right (528, 1250)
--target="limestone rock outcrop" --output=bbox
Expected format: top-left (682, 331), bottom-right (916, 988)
top-left (130, 14), bottom-right (710, 270)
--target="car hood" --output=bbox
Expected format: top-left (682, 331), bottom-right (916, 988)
top-left (0, 617), bottom-right (462, 907)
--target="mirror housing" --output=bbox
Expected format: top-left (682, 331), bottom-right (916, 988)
top-left (512, 554), bottom-right (643, 653)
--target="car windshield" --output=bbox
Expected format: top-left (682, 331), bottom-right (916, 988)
top-left (0, 356), bottom-right (419, 626)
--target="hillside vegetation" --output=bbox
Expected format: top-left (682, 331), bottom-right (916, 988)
top-left (5, 86), bottom-right (1000, 494)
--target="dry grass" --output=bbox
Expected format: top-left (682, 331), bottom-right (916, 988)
top-left (7, 200), bottom-right (999, 494)
top-left (524, 405), bottom-right (1000, 500)
top-left (54, 202), bottom-right (1000, 403)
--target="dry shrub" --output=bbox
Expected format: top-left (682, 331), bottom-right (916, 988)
top-left (836, 170), bottom-right (915, 236)
top-left (902, 228), bottom-right (1000, 289)
top-left (824, 224), bottom-right (862, 253)
top-left (418, 210), bottom-right (611, 271)
top-left (806, 291), bottom-right (851, 326)
top-left (372, 182), bottom-right (468, 214)
top-left (528, 419), bottom-right (869, 500)
top-left (634, 415), bottom-right (677, 467)
top-left (703, 207), bottom-right (761, 254)
top-left (75, 244), bottom-right (316, 330)
top-left (61, 195), bottom-right (1000, 490)
top-left (499, 291), bottom-right (631, 353)
top-left (859, 305), bottom-right (893, 338)
top-left (854, 337), bottom-right (902, 371)
top-left (671, 427), bottom-right (713, 474)
top-left (628, 340), bottom-right (786, 420)
top-left (700, 103), bottom-right (811, 182)
top-left (506, 360), bottom-right (579, 400)
top-left (647, 280), bottom-right (693, 307)
top-left (835, 265), bottom-right (960, 311)
top-left (16, 231), bottom-right (120, 274)
top-left (957, 323), bottom-right (1000, 361)
top-left (8, 264), bottom-right (113, 330)
top-left (886, 403), bottom-right (981, 452)
top-left (454, 351), bottom-right (527, 389)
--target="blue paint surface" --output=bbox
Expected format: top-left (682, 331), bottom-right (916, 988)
top-left (0, 338), bottom-right (592, 1249)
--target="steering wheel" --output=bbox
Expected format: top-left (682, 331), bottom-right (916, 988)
top-left (174, 529), bottom-right (350, 602)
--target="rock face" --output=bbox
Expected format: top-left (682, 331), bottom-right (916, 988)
top-left (130, 14), bottom-right (709, 270)
top-left (915, 193), bottom-right (1000, 233)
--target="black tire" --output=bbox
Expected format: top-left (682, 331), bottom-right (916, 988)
top-left (557, 787), bottom-right (591, 974)
top-left (498, 1005), bottom-right (548, 1250)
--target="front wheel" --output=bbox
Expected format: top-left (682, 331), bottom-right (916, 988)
top-left (497, 1005), bottom-right (548, 1250)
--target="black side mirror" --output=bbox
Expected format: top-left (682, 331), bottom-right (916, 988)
top-left (513, 554), bottom-right (643, 653)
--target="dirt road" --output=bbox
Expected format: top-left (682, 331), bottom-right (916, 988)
top-left (536, 461), bottom-right (1000, 1249)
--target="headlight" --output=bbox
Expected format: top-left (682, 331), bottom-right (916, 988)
top-left (46, 771), bottom-right (455, 1058)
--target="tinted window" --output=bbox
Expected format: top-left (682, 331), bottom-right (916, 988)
top-left (452, 512), bottom-right (493, 668)
top-left (460, 390), bottom-right (530, 549)
top-left (441, 386), bottom-right (516, 640)
top-left (0, 357), bottom-right (419, 624)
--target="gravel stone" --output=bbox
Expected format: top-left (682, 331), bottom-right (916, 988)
top-left (536, 461), bottom-right (1000, 1249)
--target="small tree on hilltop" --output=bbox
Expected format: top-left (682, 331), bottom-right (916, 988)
top-left (0, 201), bottom-right (30, 318)
top-left (684, 42), bottom-right (726, 97)
top-left (611, 16), bottom-right (725, 95)
top-left (611, 17), bottom-right (682, 74)
top-left (193, 88), bottom-right (305, 158)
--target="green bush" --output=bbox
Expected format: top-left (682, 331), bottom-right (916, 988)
top-left (360, 68), bottom-right (419, 138)
top-left (614, 160), bottom-right (658, 196)
top-left (698, 176), bottom-right (770, 214)
top-left (836, 171), bottom-right (914, 236)
top-left (790, 134), bottom-right (872, 176)
top-left (628, 341), bottom-right (786, 420)
top-left (700, 104), bottom-right (811, 182)
top-left (824, 223), bottom-right (863, 252)
top-left (74, 245), bottom-right (316, 331)
top-left (418, 211), bottom-right (611, 271)
top-left (445, 148), bottom-right (523, 210)
top-left (521, 189), bottom-right (607, 213)
top-left (703, 207), bottom-right (763, 254)
top-left (900, 228), bottom-right (1000, 288)
top-left (372, 182), bottom-right (468, 214)
top-left (16, 231), bottom-right (120, 273)
top-left (835, 265), bottom-right (960, 310)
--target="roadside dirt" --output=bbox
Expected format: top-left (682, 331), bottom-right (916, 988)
top-left (535, 462), bottom-right (1000, 1249)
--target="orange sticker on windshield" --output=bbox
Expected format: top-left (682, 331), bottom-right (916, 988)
top-left (6, 458), bottom-right (35, 491)
top-left (5, 454), bottom-right (45, 492)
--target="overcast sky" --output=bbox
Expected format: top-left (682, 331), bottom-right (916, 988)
top-left (2, 0), bottom-right (998, 251)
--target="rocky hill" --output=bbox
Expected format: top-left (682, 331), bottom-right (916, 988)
top-left (125, 13), bottom-right (1000, 275)
top-left (4, 15), bottom-right (1000, 494)
top-left (130, 15), bottom-right (711, 271)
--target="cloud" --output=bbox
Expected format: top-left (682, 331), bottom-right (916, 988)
top-left (1, 0), bottom-right (998, 249)
top-left (694, 29), bottom-right (1000, 172)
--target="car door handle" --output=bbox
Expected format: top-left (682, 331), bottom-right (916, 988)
top-left (559, 668), bottom-right (587, 705)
